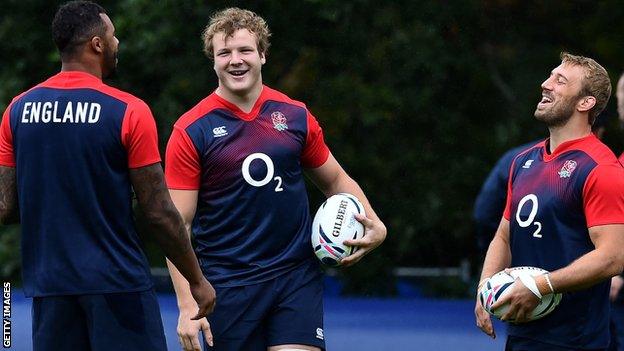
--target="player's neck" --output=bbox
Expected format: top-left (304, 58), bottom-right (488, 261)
top-left (216, 84), bottom-right (263, 114)
top-left (547, 117), bottom-right (592, 153)
top-left (61, 61), bottom-right (103, 80)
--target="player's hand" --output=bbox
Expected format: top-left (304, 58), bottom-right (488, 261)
top-left (341, 214), bottom-right (387, 267)
top-left (491, 279), bottom-right (540, 323)
top-left (475, 298), bottom-right (496, 339)
top-left (188, 278), bottom-right (216, 320)
top-left (177, 309), bottom-right (213, 351)
top-left (611, 276), bottom-right (624, 301)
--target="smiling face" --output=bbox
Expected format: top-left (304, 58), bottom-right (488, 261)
top-left (212, 29), bottom-right (265, 101)
top-left (534, 63), bottom-right (586, 127)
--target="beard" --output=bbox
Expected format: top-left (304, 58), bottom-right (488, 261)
top-left (102, 46), bottom-right (118, 79)
top-left (534, 95), bottom-right (577, 127)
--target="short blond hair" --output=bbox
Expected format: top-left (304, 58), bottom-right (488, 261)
top-left (202, 8), bottom-right (271, 59)
top-left (560, 52), bottom-right (611, 124)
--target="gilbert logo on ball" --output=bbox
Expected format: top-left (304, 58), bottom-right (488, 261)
top-left (311, 193), bottom-right (365, 266)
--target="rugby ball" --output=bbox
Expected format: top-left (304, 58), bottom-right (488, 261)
top-left (479, 266), bottom-right (562, 322)
top-left (311, 193), bottom-right (365, 266)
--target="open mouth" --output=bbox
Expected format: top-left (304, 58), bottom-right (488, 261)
top-left (229, 70), bottom-right (248, 77)
top-left (537, 94), bottom-right (553, 108)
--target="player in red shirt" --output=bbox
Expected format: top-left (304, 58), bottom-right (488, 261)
top-left (0, 2), bottom-right (215, 349)
top-left (165, 7), bottom-right (387, 351)
top-left (475, 53), bottom-right (624, 350)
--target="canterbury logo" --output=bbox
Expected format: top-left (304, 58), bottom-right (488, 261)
top-left (213, 126), bottom-right (228, 137)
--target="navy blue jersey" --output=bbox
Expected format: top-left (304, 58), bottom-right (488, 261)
top-left (0, 71), bottom-right (161, 297)
top-left (473, 140), bottom-right (541, 254)
top-left (503, 135), bottom-right (624, 349)
top-left (165, 86), bottom-right (330, 287)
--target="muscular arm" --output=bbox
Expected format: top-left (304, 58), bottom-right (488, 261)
top-left (129, 163), bottom-right (214, 319)
top-left (542, 224), bottom-right (624, 293)
top-left (0, 166), bottom-right (18, 225)
top-left (305, 153), bottom-right (387, 266)
top-left (480, 223), bottom-right (624, 327)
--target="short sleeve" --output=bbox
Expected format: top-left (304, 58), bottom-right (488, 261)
top-left (301, 111), bottom-right (330, 168)
top-left (165, 126), bottom-right (201, 190)
top-left (0, 103), bottom-right (16, 167)
top-left (121, 99), bottom-right (161, 168)
top-left (583, 164), bottom-right (624, 227)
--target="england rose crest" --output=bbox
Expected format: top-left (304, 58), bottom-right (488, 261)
top-left (558, 160), bottom-right (577, 178)
top-left (271, 111), bottom-right (288, 131)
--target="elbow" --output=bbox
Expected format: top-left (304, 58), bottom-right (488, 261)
top-left (606, 252), bottom-right (624, 277)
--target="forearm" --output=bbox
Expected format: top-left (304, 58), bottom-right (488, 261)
top-left (130, 164), bottom-right (204, 285)
top-left (479, 225), bottom-right (512, 281)
top-left (146, 208), bottom-right (204, 285)
top-left (540, 225), bottom-right (624, 294)
top-left (547, 248), bottom-right (623, 293)
top-left (166, 258), bottom-right (200, 310)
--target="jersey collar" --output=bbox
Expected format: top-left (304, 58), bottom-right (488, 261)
top-left (543, 134), bottom-right (596, 162)
top-left (212, 85), bottom-right (269, 121)
top-left (42, 71), bottom-right (103, 88)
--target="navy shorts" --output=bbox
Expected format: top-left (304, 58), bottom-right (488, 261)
top-left (32, 289), bottom-right (167, 351)
top-left (206, 262), bottom-right (325, 351)
top-left (506, 335), bottom-right (606, 351)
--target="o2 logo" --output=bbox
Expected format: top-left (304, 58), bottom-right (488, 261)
top-left (241, 153), bottom-right (284, 192)
top-left (515, 194), bottom-right (542, 238)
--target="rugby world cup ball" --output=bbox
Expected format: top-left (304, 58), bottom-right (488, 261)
top-left (311, 193), bottom-right (366, 267)
top-left (479, 266), bottom-right (562, 322)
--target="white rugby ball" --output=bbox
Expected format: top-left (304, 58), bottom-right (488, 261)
top-left (479, 266), bottom-right (562, 322)
top-left (311, 193), bottom-right (365, 266)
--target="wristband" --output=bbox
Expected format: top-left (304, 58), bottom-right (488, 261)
top-left (518, 274), bottom-right (542, 299)
top-left (544, 273), bottom-right (555, 294)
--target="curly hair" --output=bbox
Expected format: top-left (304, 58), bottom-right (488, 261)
top-left (202, 8), bottom-right (271, 59)
top-left (52, 1), bottom-right (107, 59)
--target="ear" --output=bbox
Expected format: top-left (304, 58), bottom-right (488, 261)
top-left (260, 51), bottom-right (266, 65)
top-left (577, 96), bottom-right (596, 113)
top-left (90, 36), bottom-right (105, 54)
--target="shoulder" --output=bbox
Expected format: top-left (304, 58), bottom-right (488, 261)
top-left (96, 83), bottom-right (151, 112)
top-left (587, 160), bottom-right (624, 185)
top-left (3, 84), bottom-right (45, 121)
top-left (500, 140), bottom-right (543, 167)
top-left (579, 137), bottom-right (619, 166)
top-left (578, 138), bottom-right (624, 188)
top-left (511, 141), bottom-right (544, 166)
top-left (174, 94), bottom-right (223, 130)
top-left (262, 86), bottom-right (308, 110)
top-left (7, 82), bottom-right (47, 109)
